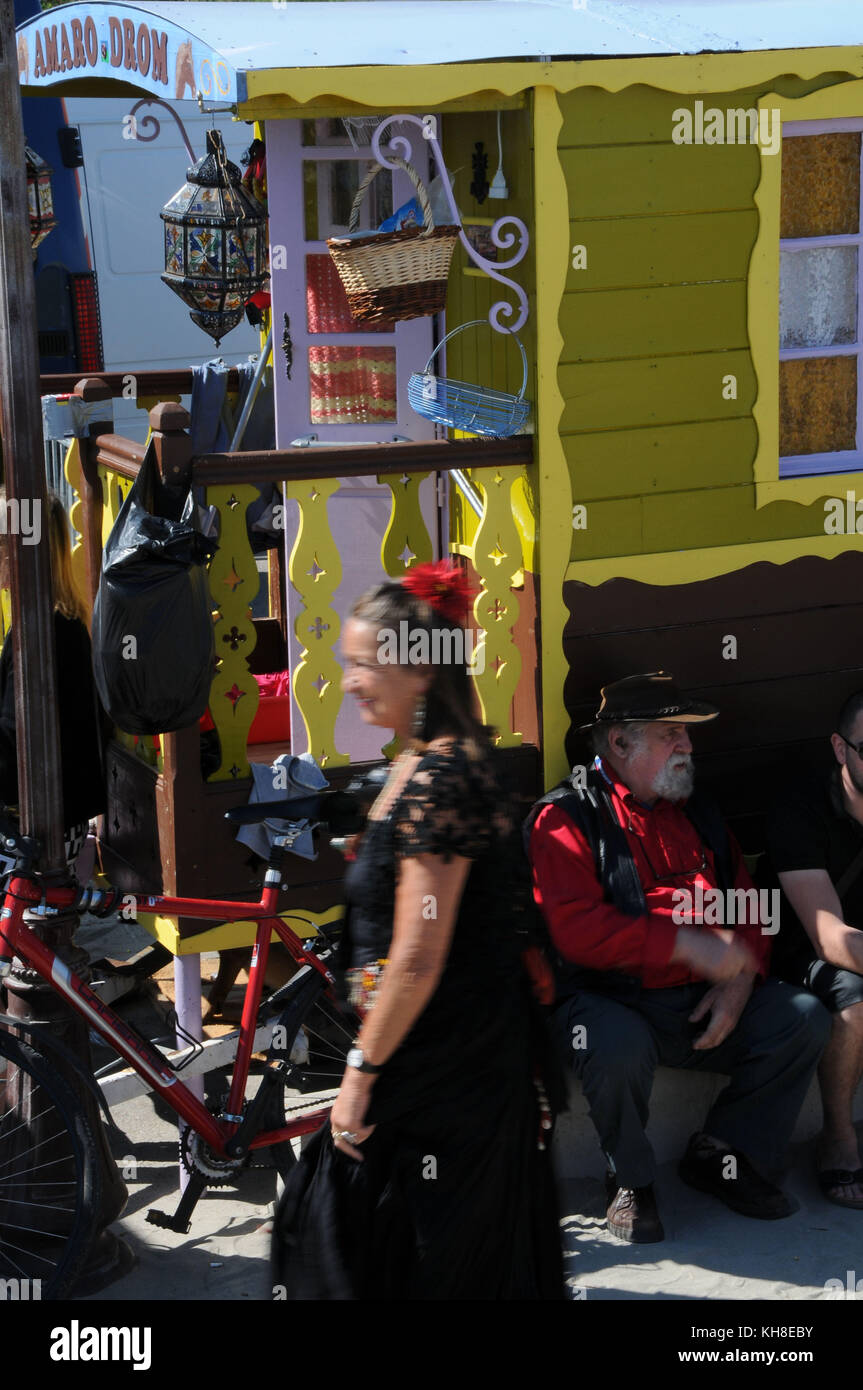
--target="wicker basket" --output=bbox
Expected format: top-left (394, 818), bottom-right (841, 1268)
top-left (407, 319), bottom-right (530, 438)
top-left (327, 159), bottom-right (460, 325)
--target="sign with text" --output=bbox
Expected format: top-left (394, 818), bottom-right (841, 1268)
top-left (16, 4), bottom-right (237, 102)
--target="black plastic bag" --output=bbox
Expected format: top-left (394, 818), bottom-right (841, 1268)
top-left (92, 441), bottom-right (218, 734)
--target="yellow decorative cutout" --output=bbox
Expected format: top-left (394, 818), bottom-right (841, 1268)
top-left (469, 466), bottom-right (524, 748)
top-left (285, 476), bottom-right (349, 768)
top-left (377, 471), bottom-right (433, 576)
top-left (205, 484), bottom-right (262, 781)
top-left (63, 440), bottom-right (88, 614)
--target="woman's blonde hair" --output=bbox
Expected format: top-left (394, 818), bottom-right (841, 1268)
top-left (46, 493), bottom-right (88, 624)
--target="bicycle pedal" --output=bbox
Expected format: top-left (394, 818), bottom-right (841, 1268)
top-left (145, 1207), bottom-right (191, 1235)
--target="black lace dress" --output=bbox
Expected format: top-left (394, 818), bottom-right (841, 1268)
top-left (272, 740), bottom-right (564, 1300)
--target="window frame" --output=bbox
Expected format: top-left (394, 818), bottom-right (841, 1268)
top-left (751, 81), bottom-right (863, 506)
top-left (778, 117), bottom-right (863, 478)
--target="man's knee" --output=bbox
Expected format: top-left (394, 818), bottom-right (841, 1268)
top-left (835, 998), bottom-right (863, 1032)
top-left (555, 993), bottom-right (658, 1079)
top-left (764, 980), bottom-right (832, 1057)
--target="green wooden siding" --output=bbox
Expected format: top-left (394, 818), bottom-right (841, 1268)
top-left (559, 77), bottom-right (860, 564)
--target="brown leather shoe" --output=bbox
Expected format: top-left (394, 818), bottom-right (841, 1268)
top-left (606, 1179), bottom-right (665, 1243)
top-left (678, 1133), bottom-right (795, 1219)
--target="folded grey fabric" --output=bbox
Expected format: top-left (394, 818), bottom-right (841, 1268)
top-left (234, 752), bottom-right (328, 862)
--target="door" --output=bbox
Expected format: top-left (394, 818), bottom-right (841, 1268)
top-left (267, 117), bottom-right (445, 761)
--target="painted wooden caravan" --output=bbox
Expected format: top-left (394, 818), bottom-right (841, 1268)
top-left (17, 0), bottom-right (863, 965)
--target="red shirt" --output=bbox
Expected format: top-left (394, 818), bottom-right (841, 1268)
top-left (528, 759), bottom-right (772, 989)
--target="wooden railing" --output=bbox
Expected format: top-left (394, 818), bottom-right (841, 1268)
top-left (56, 376), bottom-right (535, 780)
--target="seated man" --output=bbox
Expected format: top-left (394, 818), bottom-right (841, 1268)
top-left (766, 689), bottom-right (863, 1209)
top-left (528, 672), bottom-right (829, 1243)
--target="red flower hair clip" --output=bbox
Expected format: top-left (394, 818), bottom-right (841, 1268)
top-left (402, 560), bottom-right (475, 625)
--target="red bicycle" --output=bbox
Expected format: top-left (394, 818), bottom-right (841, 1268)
top-left (0, 775), bottom-right (377, 1299)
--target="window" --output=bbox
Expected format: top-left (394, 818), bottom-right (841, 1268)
top-left (779, 121), bottom-right (863, 475)
top-left (749, 82), bottom-right (863, 507)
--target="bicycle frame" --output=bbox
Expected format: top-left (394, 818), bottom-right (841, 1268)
top-left (0, 874), bottom-right (337, 1155)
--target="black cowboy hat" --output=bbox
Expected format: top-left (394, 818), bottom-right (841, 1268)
top-left (579, 671), bottom-right (719, 732)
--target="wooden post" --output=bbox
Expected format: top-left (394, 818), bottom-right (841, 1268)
top-left (150, 400), bottom-right (193, 490)
top-left (0, 0), bottom-right (129, 1292)
top-left (73, 376), bottom-right (113, 610)
top-left (147, 401), bottom-right (200, 905)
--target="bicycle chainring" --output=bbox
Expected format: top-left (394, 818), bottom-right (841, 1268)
top-left (180, 1121), bottom-right (248, 1187)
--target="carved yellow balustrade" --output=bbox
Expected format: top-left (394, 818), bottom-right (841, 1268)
top-left (204, 484), bottom-right (262, 782)
top-left (49, 405), bottom-right (532, 786)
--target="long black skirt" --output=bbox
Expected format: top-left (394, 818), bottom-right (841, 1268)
top-left (271, 999), bottom-right (565, 1301)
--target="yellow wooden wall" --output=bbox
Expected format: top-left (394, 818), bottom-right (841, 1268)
top-left (440, 106), bottom-right (536, 555)
top-left (559, 77), bottom-right (863, 578)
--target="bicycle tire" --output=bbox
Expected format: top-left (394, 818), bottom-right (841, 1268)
top-left (0, 1029), bottom-right (101, 1300)
top-left (262, 967), bottom-right (360, 1165)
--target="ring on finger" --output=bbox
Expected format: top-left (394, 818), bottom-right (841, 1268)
top-left (333, 1129), bottom-right (359, 1144)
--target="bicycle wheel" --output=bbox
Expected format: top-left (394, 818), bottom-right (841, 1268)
top-left (0, 1030), bottom-right (101, 1300)
top-left (263, 967), bottom-right (360, 1161)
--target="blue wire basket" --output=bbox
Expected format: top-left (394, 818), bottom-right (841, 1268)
top-left (407, 319), bottom-right (529, 438)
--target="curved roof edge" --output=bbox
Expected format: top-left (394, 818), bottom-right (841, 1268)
top-left (17, 0), bottom-right (863, 94)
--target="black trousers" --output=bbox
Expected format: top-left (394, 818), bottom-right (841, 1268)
top-left (552, 975), bottom-right (831, 1188)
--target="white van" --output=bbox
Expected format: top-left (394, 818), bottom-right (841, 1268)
top-left (63, 94), bottom-right (260, 441)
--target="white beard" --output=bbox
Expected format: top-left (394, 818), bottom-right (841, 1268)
top-left (652, 755), bottom-right (694, 803)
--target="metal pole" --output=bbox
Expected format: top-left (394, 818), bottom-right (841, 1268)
top-left (0, 0), bottom-right (129, 1291)
top-left (229, 326), bottom-right (273, 451)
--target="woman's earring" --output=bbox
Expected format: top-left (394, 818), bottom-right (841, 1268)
top-left (411, 693), bottom-right (426, 740)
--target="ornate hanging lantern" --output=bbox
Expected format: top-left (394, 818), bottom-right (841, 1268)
top-left (160, 129), bottom-right (267, 346)
top-left (25, 143), bottom-right (57, 252)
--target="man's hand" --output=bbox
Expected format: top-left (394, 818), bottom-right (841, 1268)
top-left (689, 971), bottom-right (756, 1050)
top-left (671, 926), bottom-right (758, 983)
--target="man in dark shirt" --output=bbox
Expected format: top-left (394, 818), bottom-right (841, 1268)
top-left (529, 672), bottom-right (830, 1243)
top-left (767, 689), bottom-right (863, 1209)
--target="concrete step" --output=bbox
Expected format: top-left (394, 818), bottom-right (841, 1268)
top-left (553, 1069), bottom-right (862, 1180)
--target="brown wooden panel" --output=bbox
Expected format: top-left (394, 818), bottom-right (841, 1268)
top-left (101, 741), bottom-right (162, 894)
top-left (101, 742), bottom-right (543, 922)
top-left (564, 605), bottom-right (863, 689)
top-left (564, 553), bottom-right (863, 636)
top-left (192, 436), bottom-right (533, 486)
top-left (560, 555), bottom-right (863, 814)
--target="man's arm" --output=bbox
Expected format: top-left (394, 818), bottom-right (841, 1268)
top-left (530, 804), bottom-right (756, 983)
top-left (777, 868), bottom-right (863, 974)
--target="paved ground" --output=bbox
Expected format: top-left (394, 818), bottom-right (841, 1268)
top-left (81, 1115), bottom-right (859, 1303)
top-left (70, 913), bottom-right (861, 1304)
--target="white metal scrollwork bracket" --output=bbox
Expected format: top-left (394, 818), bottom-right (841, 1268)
top-left (370, 114), bottom-right (530, 334)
